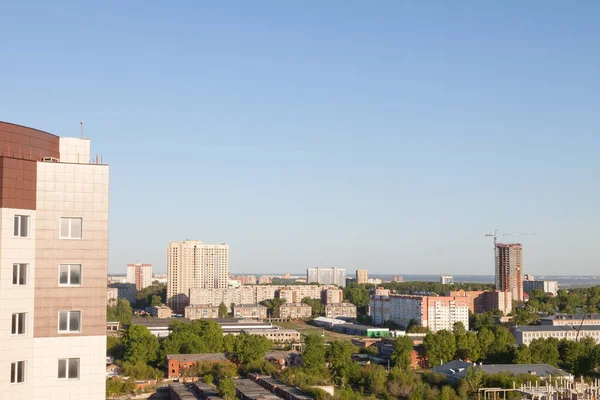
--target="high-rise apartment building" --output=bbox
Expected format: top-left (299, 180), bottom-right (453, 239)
top-left (356, 269), bottom-right (368, 285)
top-left (167, 240), bottom-right (228, 313)
top-left (495, 243), bottom-right (523, 301)
top-left (126, 263), bottom-right (152, 291)
top-left (523, 280), bottom-right (559, 296)
top-left (440, 275), bottom-right (454, 285)
top-left (306, 267), bottom-right (346, 287)
top-left (0, 121), bottom-right (108, 399)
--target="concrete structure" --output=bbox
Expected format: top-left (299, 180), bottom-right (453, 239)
top-left (433, 360), bottom-right (572, 382)
top-left (233, 304), bottom-right (267, 319)
top-left (147, 305), bottom-right (172, 318)
top-left (0, 121), bottom-right (109, 399)
top-left (190, 285), bottom-right (330, 309)
top-left (367, 278), bottom-right (382, 285)
top-left (495, 243), bottom-right (523, 301)
top-left (540, 314), bottom-right (600, 326)
top-left (322, 288), bottom-right (343, 304)
top-left (324, 303), bottom-right (357, 319)
top-left (165, 353), bottom-right (229, 378)
top-left (107, 287), bottom-right (118, 306)
top-left (370, 294), bottom-right (470, 331)
top-left (440, 275), bottom-right (454, 284)
top-left (167, 240), bottom-right (229, 313)
top-left (333, 324), bottom-right (389, 337)
top-left (279, 303), bottom-right (312, 319)
top-left (258, 275), bottom-right (272, 285)
top-left (523, 279), bottom-right (559, 296)
top-left (152, 273), bottom-right (167, 285)
top-left (449, 289), bottom-right (512, 315)
top-left (306, 267), bottom-right (346, 287)
top-left (392, 276), bottom-right (404, 282)
top-left (107, 283), bottom-right (137, 305)
top-left (244, 328), bottom-right (301, 343)
top-left (356, 269), bottom-right (368, 285)
top-left (312, 317), bottom-right (348, 328)
top-left (126, 263), bottom-right (152, 291)
top-left (107, 275), bottom-right (126, 284)
top-left (230, 275), bottom-right (257, 286)
top-left (513, 325), bottom-right (600, 345)
top-left (184, 305), bottom-right (220, 320)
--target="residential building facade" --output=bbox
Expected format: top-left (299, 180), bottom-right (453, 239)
top-left (306, 267), bottom-right (346, 287)
top-left (244, 328), bottom-right (301, 343)
top-left (449, 289), bottom-right (512, 315)
top-left (495, 243), bottom-right (523, 301)
top-left (233, 304), bottom-right (267, 319)
top-left (126, 263), bottom-right (152, 291)
top-left (147, 306), bottom-right (172, 318)
top-left (540, 314), bottom-right (600, 326)
top-left (513, 325), bottom-right (600, 345)
top-left (370, 294), bottom-right (469, 331)
top-left (356, 269), bottom-right (368, 285)
top-left (523, 280), bottom-right (559, 296)
top-left (0, 121), bottom-right (108, 399)
top-left (322, 288), bottom-right (343, 304)
top-left (440, 275), bottom-right (454, 285)
top-left (167, 240), bottom-right (229, 313)
top-left (107, 283), bottom-right (136, 305)
top-left (325, 303), bottom-right (357, 319)
top-left (184, 305), bottom-right (220, 320)
top-left (392, 276), bottom-right (404, 282)
top-left (279, 304), bottom-right (312, 319)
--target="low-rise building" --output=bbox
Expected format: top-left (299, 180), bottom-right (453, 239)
top-left (513, 325), bottom-right (600, 345)
top-left (433, 360), bottom-right (572, 382)
top-left (147, 305), bottom-right (173, 318)
top-left (325, 303), bottom-right (357, 318)
top-left (540, 314), bottom-right (600, 326)
top-left (185, 305), bottom-right (220, 320)
top-left (333, 323), bottom-right (389, 337)
top-left (107, 287), bottom-right (119, 306)
top-left (165, 353), bottom-right (229, 378)
top-left (234, 304), bottom-right (268, 319)
top-left (244, 328), bottom-right (301, 343)
top-left (322, 288), bottom-right (344, 304)
top-left (312, 317), bottom-right (348, 329)
top-left (279, 303), bottom-right (312, 319)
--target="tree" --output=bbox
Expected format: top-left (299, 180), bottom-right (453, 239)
top-left (325, 340), bottom-right (356, 386)
top-left (513, 345), bottom-right (532, 364)
top-left (487, 327), bottom-right (515, 363)
top-left (303, 334), bottom-right (326, 370)
top-left (122, 324), bottom-right (159, 364)
top-left (261, 298), bottom-right (286, 318)
top-left (477, 328), bottom-right (495, 360)
top-left (424, 330), bottom-right (456, 367)
top-left (463, 367), bottom-right (483, 394)
top-left (234, 333), bottom-right (271, 365)
top-left (470, 311), bottom-right (494, 332)
top-left (107, 298), bottom-right (132, 325)
top-left (529, 338), bottom-right (560, 367)
top-left (217, 377), bottom-right (237, 400)
top-left (301, 298), bottom-right (325, 318)
top-left (453, 322), bottom-right (466, 336)
top-left (161, 320), bottom-right (224, 355)
top-left (150, 295), bottom-right (162, 307)
top-left (440, 385), bottom-right (458, 400)
top-left (223, 334), bottom-right (236, 353)
top-left (219, 302), bottom-right (228, 318)
top-left (391, 335), bottom-right (414, 369)
top-left (360, 364), bottom-right (387, 395)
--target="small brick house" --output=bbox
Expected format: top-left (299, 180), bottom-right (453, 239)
top-left (165, 353), bottom-right (229, 378)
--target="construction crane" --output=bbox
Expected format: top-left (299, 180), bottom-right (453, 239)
top-left (485, 230), bottom-right (535, 247)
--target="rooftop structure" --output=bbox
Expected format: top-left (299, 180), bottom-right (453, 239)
top-left (433, 360), bottom-right (572, 382)
top-left (513, 325), bottom-right (600, 345)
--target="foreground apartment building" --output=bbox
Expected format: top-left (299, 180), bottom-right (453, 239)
top-left (0, 121), bottom-right (108, 399)
top-left (370, 293), bottom-right (470, 331)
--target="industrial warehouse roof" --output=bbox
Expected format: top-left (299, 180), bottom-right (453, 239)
top-left (312, 317), bottom-right (347, 325)
top-left (433, 360), bottom-right (572, 380)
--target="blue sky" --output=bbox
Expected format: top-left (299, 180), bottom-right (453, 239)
top-left (1, 2), bottom-right (598, 275)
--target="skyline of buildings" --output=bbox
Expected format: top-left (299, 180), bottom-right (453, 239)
top-left (166, 240), bottom-right (229, 313)
top-left (0, 121), bottom-right (108, 399)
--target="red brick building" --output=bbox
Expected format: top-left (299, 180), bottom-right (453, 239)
top-left (165, 353), bottom-right (229, 378)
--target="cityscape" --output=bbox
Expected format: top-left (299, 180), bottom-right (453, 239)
top-left (2, 2), bottom-right (600, 400)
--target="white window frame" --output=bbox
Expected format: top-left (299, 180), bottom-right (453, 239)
top-left (11, 313), bottom-right (26, 336)
top-left (10, 361), bottom-right (26, 384)
top-left (58, 264), bottom-right (82, 286)
top-left (12, 263), bottom-right (28, 286)
top-left (58, 310), bottom-right (81, 333)
top-left (59, 217), bottom-right (83, 239)
top-left (57, 358), bottom-right (80, 380)
top-left (13, 215), bottom-right (29, 238)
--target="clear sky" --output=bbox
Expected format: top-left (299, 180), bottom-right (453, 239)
top-left (1, 2), bottom-right (598, 275)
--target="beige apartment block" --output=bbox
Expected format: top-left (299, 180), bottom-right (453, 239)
top-left (324, 303), bottom-right (357, 318)
top-left (233, 304), bottom-right (267, 319)
top-left (356, 269), bottom-right (368, 285)
top-left (322, 288), bottom-right (343, 304)
top-left (0, 122), bottom-right (108, 399)
top-left (167, 240), bottom-right (229, 313)
top-left (126, 263), bottom-right (152, 291)
top-left (279, 303), bottom-right (312, 319)
top-left (184, 305), bottom-right (220, 320)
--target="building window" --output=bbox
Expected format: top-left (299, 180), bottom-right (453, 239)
top-left (10, 361), bottom-right (26, 384)
top-left (58, 311), bottom-right (81, 333)
top-left (58, 358), bottom-right (79, 380)
top-left (11, 313), bottom-right (26, 335)
top-left (12, 264), bottom-right (28, 285)
top-left (59, 217), bottom-right (82, 239)
top-left (59, 264), bottom-right (82, 286)
top-left (14, 215), bottom-right (29, 237)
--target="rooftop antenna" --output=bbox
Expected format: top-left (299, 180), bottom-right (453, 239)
top-left (80, 121), bottom-right (84, 138)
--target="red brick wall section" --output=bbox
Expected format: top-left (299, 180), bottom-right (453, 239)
top-left (0, 157), bottom-right (37, 210)
top-left (0, 121), bottom-right (60, 159)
